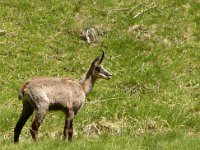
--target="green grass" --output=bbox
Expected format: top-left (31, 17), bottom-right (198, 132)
top-left (0, 0), bottom-right (200, 149)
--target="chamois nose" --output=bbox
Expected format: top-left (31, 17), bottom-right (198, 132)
top-left (109, 73), bottom-right (112, 77)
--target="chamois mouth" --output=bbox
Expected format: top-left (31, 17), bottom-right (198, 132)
top-left (99, 72), bottom-right (112, 80)
top-left (106, 76), bottom-right (112, 80)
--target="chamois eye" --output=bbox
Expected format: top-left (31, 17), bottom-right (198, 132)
top-left (95, 67), bottom-right (100, 72)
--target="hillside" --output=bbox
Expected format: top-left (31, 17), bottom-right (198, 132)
top-left (0, 0), bottom-right (200, 149)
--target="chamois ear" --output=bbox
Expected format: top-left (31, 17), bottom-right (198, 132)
top-left (91, 56), bottom-right (101, 66)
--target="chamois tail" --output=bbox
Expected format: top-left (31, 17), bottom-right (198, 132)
top-left (18, 80), bottom-right (30, 100)
top-left (18, 89), bottom-right (24, 100)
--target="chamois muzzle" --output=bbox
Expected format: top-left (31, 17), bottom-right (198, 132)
top-left (99, 67), bottom-right (112, 80)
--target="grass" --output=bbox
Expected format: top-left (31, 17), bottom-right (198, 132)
top-left (0, 0), bottom-right (200, 149)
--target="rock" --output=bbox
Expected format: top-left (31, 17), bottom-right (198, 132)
top-left (85, 28), bottom-right (99, 44)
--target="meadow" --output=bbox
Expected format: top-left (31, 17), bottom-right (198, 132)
top-left (0, 0), bottom-right (200, 149)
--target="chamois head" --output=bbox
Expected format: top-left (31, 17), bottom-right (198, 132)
top-left (89, 50), bottom-right (112, 80)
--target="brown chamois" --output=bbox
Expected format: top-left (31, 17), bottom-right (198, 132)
top-left (14, 51), bottom-right (112, 143)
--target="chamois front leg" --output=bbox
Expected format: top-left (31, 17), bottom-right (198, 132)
top-left (30, 110), bottom-right (47, 141)
top-left (63, 108), bottom-right (74, 142)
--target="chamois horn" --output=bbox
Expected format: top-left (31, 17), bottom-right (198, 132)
top-left (99, 50), bottom-right (104, 64)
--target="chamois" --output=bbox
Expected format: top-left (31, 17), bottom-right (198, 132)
top-left (14, 51), bottom-right (112, 143)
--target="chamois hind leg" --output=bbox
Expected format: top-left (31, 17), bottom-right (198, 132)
top-left (14, 101), bottom-right (34, 143)
top-left (63, 108), bottom-right (74, 141)
top-left (30, 109), bottom-right (47, 141)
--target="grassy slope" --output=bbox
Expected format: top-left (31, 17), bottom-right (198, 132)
top-left (0, 0), bottom-right (200, 149)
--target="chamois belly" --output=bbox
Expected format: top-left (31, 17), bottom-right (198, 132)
top-left (47, 89), bottom-right (85, 113)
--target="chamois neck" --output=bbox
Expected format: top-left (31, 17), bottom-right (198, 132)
top-left (79, 69), bottom-right (97, 95)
